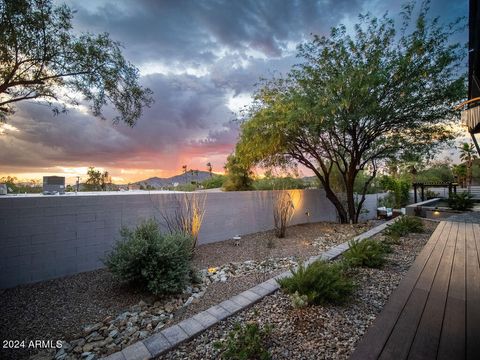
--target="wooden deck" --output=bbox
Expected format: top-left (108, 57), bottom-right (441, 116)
top-left (350, 220), bottom-right (480, 360)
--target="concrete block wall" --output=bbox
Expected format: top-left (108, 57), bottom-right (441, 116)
top-left (0, 189), bottom-right (381, 288)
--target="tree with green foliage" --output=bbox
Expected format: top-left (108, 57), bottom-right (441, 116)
top-left (0, 175), bottom-right (42, 193)
top-left (0, 0), bottom-right (153, 124)
top-left (415, 160), bottom-right (454, 184)
top-left (235, 2), bottom-right (464, 223)
top-left (253, 176), bottom-right (307, 190)
top-left (85, 166), bottom-right (110, 191)
top-left (201, 174), bottom-right (225, 189)
top-left (223, 154), bottom-right (254, 191)
top-left (453, 163), bottom-right (467, 187)
top-left (379, 175), bottom-right (411, 208)
top-left (459, 142), bottom-right (478, 187)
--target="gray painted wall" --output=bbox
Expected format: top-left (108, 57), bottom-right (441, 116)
top-left (0, 190), bottom-right (381, 288)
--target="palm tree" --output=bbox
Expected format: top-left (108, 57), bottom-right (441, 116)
top-left (206, 162), bottom-right (213, 177)
top-left (459, 142), bottom-right (478, 188)
top-left (453, 164), bottom-right (467, 187)
top-left (182, 165), bottom-right (187, 184)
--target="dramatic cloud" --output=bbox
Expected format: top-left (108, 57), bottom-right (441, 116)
top-left (1, 0), bottom-right (467, 183)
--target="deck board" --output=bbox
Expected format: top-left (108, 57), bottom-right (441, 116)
top-left (466, 223), bottom-right (480, 359)
top-left (349, 221), bottom-right (447, 360)
top-left (406, 222), bottom-right (457, 360)
top-left (350, 220), bottom-right (479, 360)
top-left (437, 222), bottom-right (466, 360)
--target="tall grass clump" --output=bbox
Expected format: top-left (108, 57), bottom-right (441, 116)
top-left (384, 215), bottom-right (423, 239)
top-left (344, 239), bottom-right (390, 268)
top-left (277, 260), bottom-right (355, 305)
top-left (105, 219), bottom-right (193, 295)
top-left (273, 190), bottom-right (300, 238)
top-left (158, 193), bottom-right (206, 254)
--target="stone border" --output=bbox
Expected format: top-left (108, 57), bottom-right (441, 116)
top-left (101, 217), bottom-right (400, 360)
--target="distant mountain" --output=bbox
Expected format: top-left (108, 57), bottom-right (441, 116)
top-left (136, 170), bottom-right (212, 188)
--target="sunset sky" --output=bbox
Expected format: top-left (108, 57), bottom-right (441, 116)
top-left (0, 0), bottom-right (467, 185)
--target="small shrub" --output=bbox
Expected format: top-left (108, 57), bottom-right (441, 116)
top-left (104, 219), bottom-right (194, 295)
top-left (214, 321), bottom-right (272, 360)
top-left (448, 192), bottom-right (475, 211)
top-left (344, 239), bottom-right (389, 268)
top-left (290, 291), bottom-right (308, 309)
top-left (277, 261), bottom-right (355, 305)
top-left (425, 189), bottom-right (438, 200)
top-left (383, 234), bottom-right (401, 245)
top-left (384, 216), bottom-right (423, 238)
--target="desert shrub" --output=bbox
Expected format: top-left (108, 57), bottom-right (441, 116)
top-left (383, 235), bottom-right (401, 245)
top-left (424, 189), bottom-right (438, 200)
top-left (201, 175), bottom-right (226, 189)
top-left (290, 291), bottom-right (308, 309)
top-left (214, 321), bottom-right (272, 360)
top-left (273, 190), bottom-right (299, 238)
top-left (104, 219), bottom-right (194, 295)
top-left (253, 176), bottom-right (307, 190)
top-left (277, 261), bottom-right (355, 305)
top-left (384, 216), bottom-right (423, 239)
top-left (448, 192), bottom-right (475, 211)
top-left (172, 183), bottom-right (197, 191)
top-left (344, 239), bottom-right (389, 268)
top-left (158, 193), bottom-right (206, 254)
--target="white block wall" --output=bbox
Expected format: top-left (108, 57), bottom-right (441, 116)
top-left (0, 190), bottom-right (381, 288)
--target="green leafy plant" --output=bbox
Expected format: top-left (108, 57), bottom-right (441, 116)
top-left (384, 216), bottom-right (424, 239)
top-left (448, 192), bottom-right (475, 211)
top-left (104, 219), bottom-right (194, 295)
top-left (277, 261), bottom-right (355, 305)
top-left (379, 176), bottom-right (411, 208)
top-left (344, 239), bottom-right (389, 268)
top-left (223, 154), bottom-right (254, 191)
top-left (214, 321), bottom-right (272, 360)
top-left (424, 189), bottom-right (438, 200)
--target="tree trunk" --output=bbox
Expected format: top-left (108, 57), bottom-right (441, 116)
top-left (345, 177), bottom-right (357, 224)
top-left (323, 185), bottom-right (349, 223)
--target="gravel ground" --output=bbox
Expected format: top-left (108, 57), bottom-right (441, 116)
top-left (192, 221), bottom-right (373, 269)
top-left (158, 221), bottom-right (437, 360)
top-left (0, 221), bottom-right (372, 360)
top-left (446, 210), bottom-right (480, 223)
top-left (0, 271), bottom-right (154, 360)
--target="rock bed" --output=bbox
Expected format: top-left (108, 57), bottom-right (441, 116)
top-left (0, 221), bottom-right (373, 360)
top-left (33, 258), bottom-right (299, 360)
top-left (158, 221), bottom-right (436, 360)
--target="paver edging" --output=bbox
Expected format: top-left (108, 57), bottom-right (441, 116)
top-left (101, 217), bottom-right (400, 360)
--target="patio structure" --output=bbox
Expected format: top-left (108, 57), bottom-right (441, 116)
top-left (350, 220), bottom-right (480, 359)
top-left (457, 0), bottom-right (480, 156)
